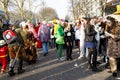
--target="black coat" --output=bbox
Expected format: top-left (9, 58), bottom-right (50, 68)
top-left (65, 29), bottom-right (74, 43)
top-left (85, 25), bottom-right (97, 42)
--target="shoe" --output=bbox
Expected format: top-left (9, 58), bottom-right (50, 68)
top-left (59, 57), bottom-right (65, 61)
top-left (46, 52), bottom-right (49, 54)
top-left (70, 58), bottom-right (73, 61)
top-left (17, 69), bottom-right (25, 74)
top-left (105, 63), bottom-right (110, 69)
top-left (43, 54), bottom-right (47, 56)
top-left (1, 71), bottom-right (4, 74)
top-left (103, 56), bottom-right (106, 62)
top-left (66, 58), bottom-right (69, 61)
top-left (112, 72), bottom-right (117, 77)
top-left (92, 68), bottom-right (101, 72)
top-left (78, 56), bottom-right (83, 59)
top-left (8, 70), bottom-right (15, 76)
top-left (88, 65), bottom-right (92, 69)
top-left (1, 69), bottom-right (7, 74)
top-left (96, 61), bottom-right (101, 64)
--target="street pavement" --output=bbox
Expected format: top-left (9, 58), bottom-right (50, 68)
top-left (0, 47), bottom-right (120, 80)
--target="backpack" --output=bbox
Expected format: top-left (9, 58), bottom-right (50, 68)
top-left (3, 30), bottom-right (17, 44)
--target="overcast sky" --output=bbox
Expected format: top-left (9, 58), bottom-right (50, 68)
top-left (34, 0), bottom-right (68, 19)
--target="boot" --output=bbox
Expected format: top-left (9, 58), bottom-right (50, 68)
top-left (17, 59), bottom-right (25, 74)
top-left (92, 67), bottom-right (101, 72)
top-left (8, 67), bottom-right (15, 76)
top-left (112, 72), bottom-right (117, 77)
top-left (92, 63), bottom-right (101, 72)
top-left (105, 62), bottom-right (110, 69)
top-left (17, 68), bottom-right (25, 74)
top-left (88, 64), bottom-right (93, 69)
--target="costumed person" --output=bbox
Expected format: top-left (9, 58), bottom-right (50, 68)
top-left (105, 15), bottom-right (120, 77)
top-left (49, 23), bottom-right (55, 48)
top-left (74, 20), bottom-right (81, 51)
top-left (38, 21), bottom-right (50, 56)
top-left (55, 19), bottom-right (65, 61)
top-left (93, 17), bottom-right (100, 55)
top-left (99, 21), bottom-right (107, 62)
top-left (78, 19), bottom-right (86, 59)
top-left (0, 42), bottom-right (8, 74)
top-left (0, 19), bottom-right (9, 73)
top-left (53, 19), bottom-right (59, 49)
top-left (85, 18), bottom-right (101, 72)
top-left (27, 21), bottom-right (37, 39)
top-left (21, 22), bottom-right (37, 64)
top-left (5, 24), bottom-right (25, 76)
top-left (64, 23), bottom-right (74, 61)
top-left (35, 22), bottom-right (42, 48)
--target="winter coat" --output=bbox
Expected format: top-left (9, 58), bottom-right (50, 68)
top-left (64, 29), bottom-right (74, 43)
top-left (107, 27), bottom-right (120, 58)
top-left (23, 31), bottom-right (37, 62)
top-left (7, 28), bottom-right (25, 59)
top-left (85, 25), bottom-right (97, 42)
top-left (35, 25), bottom-right (42, 48)
top-left (28, 23), bottom-right (37, 39)
top-left (85, 25), bottom-right (97, 48)
top-left (38, 24), bottom-right (50, 42)
top-left (55, 24), bottom-right (65, 44)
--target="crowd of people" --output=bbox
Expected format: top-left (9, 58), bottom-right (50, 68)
top-left (0, 15), bottom-right (120, 77)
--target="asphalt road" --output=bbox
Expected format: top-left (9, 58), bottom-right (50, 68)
top-left (0, 47), bottom-right (120, 80)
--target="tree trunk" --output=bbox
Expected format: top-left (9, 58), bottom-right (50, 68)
top-left (3, 0), bottom-right (10, 21)
top-left (71, 0), bottom-right (76, 20)
top-left (4, 7), bottom-right (9, 21)
top-left (99, 0), bottom-right (106, 17)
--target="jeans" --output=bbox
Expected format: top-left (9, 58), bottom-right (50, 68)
top-left (42, 42), bottom-right (48, 54)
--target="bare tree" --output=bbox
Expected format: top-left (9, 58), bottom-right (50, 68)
top-left (68, 0), bottom-right (100, 18)
top-left (99, 0), bottom-right (107, 17)
top-left (10, 0), bottom-right (27, 20)
top-left (65, 14), bottom-right (70, 20)
top-left (0, 0), bottom-right (10, 20)
top-left (9, 11), bottom-right (20, 22)
top-left (27, 0), bottom-right (37, 20)
top-left (69, 0), bottom-right (78, 19)
top-left (39, 0), bottom-right (46, 20)
top-left (9, 0), bottom-right (39, 21)
top-left (39, 7), bottom-right (58, 21)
